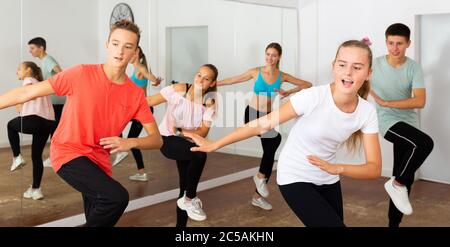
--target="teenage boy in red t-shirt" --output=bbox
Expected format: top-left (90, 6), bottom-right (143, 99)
top-left (0, 20), bottom-right (162, 226)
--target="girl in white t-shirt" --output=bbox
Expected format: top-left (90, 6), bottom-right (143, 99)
top-left (8, 61), bottom-right (56, 200)
top-left (186, 40), bottom-right (382, 227)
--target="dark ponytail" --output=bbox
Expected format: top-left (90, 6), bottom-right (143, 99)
top-left (22, 61), bottom-right (44, 81)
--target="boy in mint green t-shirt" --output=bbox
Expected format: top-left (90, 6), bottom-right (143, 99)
top-left (370, 23), bottom-right (434, 227)
top-left (28, 37), bottom-right (64, 167)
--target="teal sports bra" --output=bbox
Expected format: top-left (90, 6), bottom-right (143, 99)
top-left (131, 72), bottom-right (148, 87)
top-left (253, 68), bottom-right (282, 97)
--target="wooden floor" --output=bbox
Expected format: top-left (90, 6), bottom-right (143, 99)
top-left (117, 173), bottom-right (450, 227)
top-left (1, 145), bottom-right (450, 227)
top-left (0, 145), bottom-right (260, 226)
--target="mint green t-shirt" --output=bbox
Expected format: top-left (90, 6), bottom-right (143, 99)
top-left (371, 56), bottom-right (425, 137)
top-left (43, 55), bottom-right (66, 105)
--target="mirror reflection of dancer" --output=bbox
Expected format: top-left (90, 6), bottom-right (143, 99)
top-left (187, 40), bottom-right (382, 227)
top-left (217, 42), bottom-right (312, 210)
top-left (28, 37), bottom-right (63, 168)
top-left (147, 64), bottom-right (218, 226)
top-left (8, 61), bottom-right (56, 200)
top-left (112, 46), bottom-right (163, 183)
top-left (0, 20), bottom-right (163, 226)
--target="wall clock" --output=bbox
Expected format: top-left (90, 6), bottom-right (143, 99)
top-left (110, 3), bottom-right (134, 25)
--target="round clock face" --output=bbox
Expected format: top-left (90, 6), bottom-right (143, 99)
top-left (110, 3), bottom-right (134, 25)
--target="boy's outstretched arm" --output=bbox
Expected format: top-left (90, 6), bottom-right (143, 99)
top-left (0, 81), bottom-right (54, 109)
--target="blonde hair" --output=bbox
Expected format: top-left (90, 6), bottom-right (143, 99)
top-left (334, 40), bottom-right (372, 152)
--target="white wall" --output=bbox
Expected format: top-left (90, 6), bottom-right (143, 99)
top-left (21, 0), bottom-right (99, 66)
top-left (0, 0), bottom-right (21, 147)
top-left (166, 26), bottom-right (208, 84)
top-left (418, 13), bottom-right (450, 184)
top-left (224, 0), bottom-right (298, 8)
top-left (297, 0), bottom-right (450, 176)
top-left (0, 0), bottom-right (99, 148)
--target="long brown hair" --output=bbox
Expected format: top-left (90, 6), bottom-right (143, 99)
top-left (334, 40), bottom-right (372, 152)
top-left (201, 64), bottom-right (218, 107)
top-left (22, 61), bottom-right (44, 82)
top-left (266, 42), bottom-right (282, 68)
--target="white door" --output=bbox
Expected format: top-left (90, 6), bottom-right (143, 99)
top-left (166, 26), bottom-right (208, 84)
top-left (418, 14), bottom-right (450, 184)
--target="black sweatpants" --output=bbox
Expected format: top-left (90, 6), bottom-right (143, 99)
top-left (244, 106), bottom-right (282, 195)
top-left (384, 121), bottom-right (434, 227)
top-left (160, 135), bottom-right (207, 227)
top-left (279, 181), bottom-right (345, 227)
top-left (57, 156), bottom-right (129, 227)
top-left (7, 115), bottom-right (55, 188)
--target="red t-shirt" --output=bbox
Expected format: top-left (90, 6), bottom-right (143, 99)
top-left (48, 64), bottom-right (155, 176)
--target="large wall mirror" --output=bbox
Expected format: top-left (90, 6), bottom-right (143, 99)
top-left (0, 0), bottom-right (299, 226)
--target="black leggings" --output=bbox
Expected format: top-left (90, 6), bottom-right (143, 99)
top-left (119, 107), bottom-right (153, 170)
top-left (160, 135), bottom-right (207, 227)
top-left (279, 181), bottom-right (345, 227)
top-left (244, 106), bottom-right (282, 193)
top-left (57, 156), bottom-right (129, 227)
top-left (384, 121), bottom-right (434, 227)
top-left (50, 104), bottom-right (64, 138)
top-left (7, 115), bottom-right (55, 188)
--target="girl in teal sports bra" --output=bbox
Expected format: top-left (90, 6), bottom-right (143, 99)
top-left (217, 42), bottom-right (313, 210)
top-left (112, 46), bottom-right (163, 182)
top-left (253, 67), bottom-right (282, 97)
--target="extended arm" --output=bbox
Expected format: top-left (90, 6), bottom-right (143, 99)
top-left (0, 81), bottom-right (54, 110)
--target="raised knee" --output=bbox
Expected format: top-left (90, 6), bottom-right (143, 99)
top-left (7, 120), bottom-right (15, 130)
top-left (420, 135), bottom-right (434, 154)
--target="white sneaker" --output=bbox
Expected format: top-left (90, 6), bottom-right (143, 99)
top-left (43, 158), bottom-right (52, 168)
top-left (10, 155), bottom-right (26, 172)
top-left (23, 186), bottom-right (44, 200)
top-left (129, 173), bottom-right (149, 182)
top-left (384, 177), bottom-right (413, 215)
top-left (112, 151), bottom-right (128, 166)
top-left (252, 197), bottom-right (273, 210)
top-left (253, 174), bottom-right (269, 198)
top-left (177, 195), bottom-right (207, 221)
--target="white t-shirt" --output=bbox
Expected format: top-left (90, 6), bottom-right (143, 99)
top-left (277, 84), bottom-right (378, 186)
